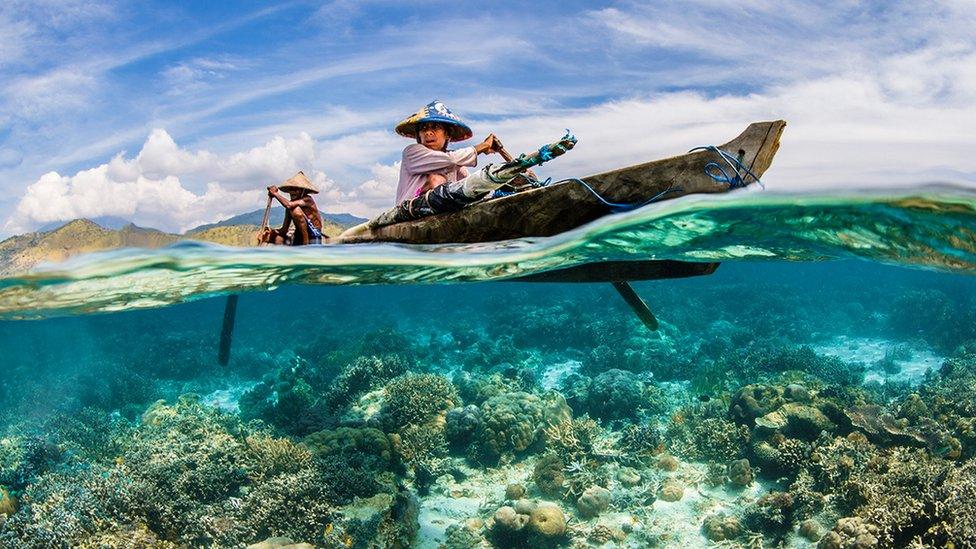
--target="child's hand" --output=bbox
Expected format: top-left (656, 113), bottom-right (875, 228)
top-left (267, 185), bottom-right (278, 195)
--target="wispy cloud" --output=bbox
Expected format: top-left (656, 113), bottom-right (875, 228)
top-left (1, 0), bottom-right (974, 236)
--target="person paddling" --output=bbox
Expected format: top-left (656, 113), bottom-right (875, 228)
top-left (263, 171), bottom-right (325, 245)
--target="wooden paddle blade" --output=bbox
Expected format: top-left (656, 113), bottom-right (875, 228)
top-left (256, 195), bottom-right (274, 246)
top-left (611, 281), bottom-right (659, 331)
top-left (217, 294), bottom-right (240, 365)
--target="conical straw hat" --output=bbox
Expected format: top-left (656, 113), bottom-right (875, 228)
top-left (395, 100), bottom-right (473, 141)
top-left (279, 171), bottom-right (318, 194)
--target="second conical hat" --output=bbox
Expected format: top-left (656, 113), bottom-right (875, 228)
top-left (279, 171), bottom-right (318, 194)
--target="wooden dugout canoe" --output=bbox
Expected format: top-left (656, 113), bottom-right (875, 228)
top-left (332, 120), bottom-right (786, 247)
top-left (329, 120), bottom-right (785, 284)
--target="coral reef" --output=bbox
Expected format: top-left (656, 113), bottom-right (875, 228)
top-left (2, 261), bottom-right (975, 547)
top-left (488, 501), bottom-right (569, 548)
top-left (586, 369), bottom-right (649, 420)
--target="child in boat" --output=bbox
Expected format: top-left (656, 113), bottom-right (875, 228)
top-left (263, 171), bottom-right (325, 245)
top-left (339, 100), bottom-right (576, 236)
top-left (394, 99), bottom-right (501, 204)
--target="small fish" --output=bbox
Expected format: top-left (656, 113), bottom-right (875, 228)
top-left (697, 394), bottom-right (711, 403)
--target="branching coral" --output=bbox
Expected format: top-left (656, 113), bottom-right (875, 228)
top-left (393, 423), bottom-right (449, 494)
top-left (445, 405), bottom-right (482, 452)
top-left (303, 427), bottom-right (396, 503)
top-left (382, 373), bottom-right (459, 430)
top-left (327, 354), bottom-right (410, 410)
top-left (743, 491), bottom-right (796, 539)
top-left (666, 415), bottom-right (750, 463)
top-left (237, 467), bottom-right (334, 543)
top-left (0, 464), bottom-right (142, 547)
top-left (716, 344), bottom-right (865, 387)
top-left (541, 416), bottom-right (601, 462)
top-left (1, 396), bottom-right (341, 546)
top-left (239, 356), bottom-right (333, 435)
top-left (244, 433), bottom-right (313, 482)
top-left (620, 423), bottom-right (664, 460)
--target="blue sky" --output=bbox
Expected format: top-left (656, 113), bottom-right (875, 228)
top-left (1, 0), bottom-right (974, 235)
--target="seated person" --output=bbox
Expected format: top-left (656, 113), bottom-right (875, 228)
top-left (262, 171), bottom-right (325, 245)
top-left (339, 101), bottom-right (576, 237)
top-left (394, 99), bottom-right (501, 204)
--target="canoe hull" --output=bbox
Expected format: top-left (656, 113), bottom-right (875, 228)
top-left (510, 260), bottom-right (720, 283)
top-left (333, 120), bottom-right (786, 245)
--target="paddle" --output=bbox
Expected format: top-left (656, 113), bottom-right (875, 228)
top-left (491, 136), bottom-right (515, 162)
top-left (255, 195), bottom-right (273, 245)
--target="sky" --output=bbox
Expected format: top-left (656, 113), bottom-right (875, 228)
top-left (1, 0), bottom-right (974, 236)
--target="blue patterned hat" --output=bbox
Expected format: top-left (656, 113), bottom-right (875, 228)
top-left (395, 100), bottom-right (473, 141)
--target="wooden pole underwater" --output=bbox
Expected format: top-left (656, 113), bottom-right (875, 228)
top-left (494, 135), bottom-right (660, 333)
top-left (218, 196), bottom-right (272, 365)
top-left (611, 281), bottom-right (659, 332)
top-left (217, 294), bottom-right (239, 366)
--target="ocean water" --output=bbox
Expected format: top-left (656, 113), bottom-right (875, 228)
top-left (0, 186), bottom-right (975, 548)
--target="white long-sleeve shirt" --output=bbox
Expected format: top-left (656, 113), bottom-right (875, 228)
top-left (395, 143), bottom-right (478, 204)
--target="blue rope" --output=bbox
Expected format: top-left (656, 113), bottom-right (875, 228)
top-left (489, 144), bottom-right (760, 211)
top-left (526, 176), bottom-right (682, 213)
top-left (687, 145), bottom-right (765, 189)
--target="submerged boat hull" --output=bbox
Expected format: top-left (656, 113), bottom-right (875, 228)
top-left (510, 260), bottom-right (720, 283)
top-left (332, 120), bottom-right (786, 245)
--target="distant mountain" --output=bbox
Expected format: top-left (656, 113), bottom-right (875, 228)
top-left (190, 209), bottom-right (366, 232)
top-left (320, 212), bottom-right (367, 227)
top-left (0, 220), bottom-right (179, 275)
top-left (37, 215), bottom-right (142, 232)
top-left (0, 213), bottom-right (352, 276)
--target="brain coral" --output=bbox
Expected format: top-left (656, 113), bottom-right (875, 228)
top-left (478, 392), bottom-right (546, 458)
top-left (587, 369), bottom-right (645, 420)
top-left (303, 427), bottom-right (393, 465)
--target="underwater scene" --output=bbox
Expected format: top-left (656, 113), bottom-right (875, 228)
top-left (1, 190), bottom-right (976, 549)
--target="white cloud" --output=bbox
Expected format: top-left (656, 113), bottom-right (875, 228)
top-left (110, 129), bottom-right (319, 185)
top-left (346, 162), bottom-right (400, 210)
top-left (3, 68), bottom-right (98, 118)
top-left (4, 130), bottom-right (353, 234)
top-left (0, 13), bottom-right (33, 67)
top-left (479, 70), bottom-right (976, 189)
top-left (317, 130), bottom-right (401, 182)
top-left (162, 57), bottom-right (240, 95)
top-left (6, 168), bottom-right (263, 235)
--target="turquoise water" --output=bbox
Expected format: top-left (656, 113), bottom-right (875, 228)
top-left (1, 185), bottom-right (973, 319)
top-left (1, 186), bottom-right (976, 548)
